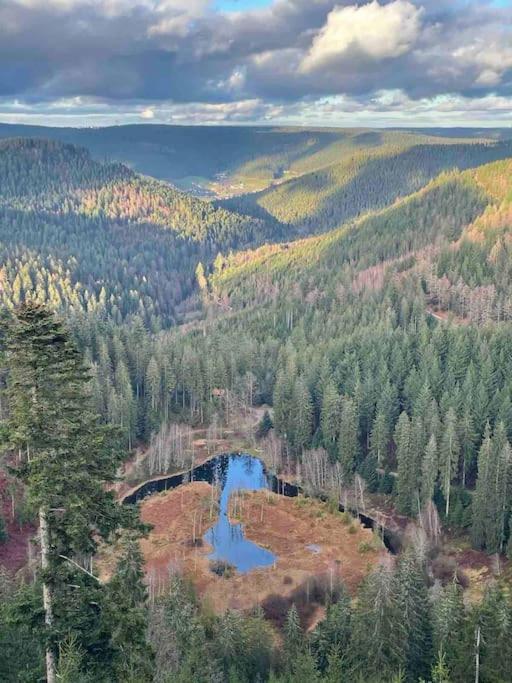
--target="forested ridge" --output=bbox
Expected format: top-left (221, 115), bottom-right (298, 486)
top-left (220, 139), bottom-right (512, 234)
top-left (0, 138), bottom-right (274, 327)
top-left (0, 122), bottom-right (509, 193)
top-left (2, 131), bottom-right (512, 681)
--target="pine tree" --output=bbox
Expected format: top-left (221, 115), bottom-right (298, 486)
top-left (396, 552), bottom-right (433, 681)
top-left (432, 580), bottom-right (469, 681)
top-left (289, 650), bottom-right (320, 682)
top-left (350, 565), bottom-right (403, 680)
top-left (290, 376), bottom-right (313, 454)
top-left (338, 396), bottom-right (359, 483)
top-left (273, 363), bottom-right (295, 442)
top-left (256, 410), bottom-right (273, 439)
top-left (4, 303), bottom-right (142, 681)
top-left (458, 406), bottom-right (476, 487)
top-left (370, 410), bottom-right (389, 467)
top-left (324, 648), bottom-right (345, 683)
top-left (104, 537), bottom-right (153, 681)
top-left (478, 586), bottom-right (512, 682)
top-left (395, 412), bottom-right (415, 515)
top-left (310, 588), bottom-right (351, 673)
top-left (486, 439), bottom-right (511, 554)
top-left (472, 424), bottom-right (492, 550)
top-left (321, 381), bottom-right (340, 453)
top-left (284, 604), bottom-right (303, 668)
top-left (421, 434), bottom-right (438, 504)
top-left (439, 408), bottom-right (460, 517)
top-left (430, 650), bottom-right (451, 683)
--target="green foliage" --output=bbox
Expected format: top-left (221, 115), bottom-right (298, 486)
top-left (0, 510), bottom-right (7, 543)
top-left (223, 138), bottom-right (512, 235)
top-left (256, 410), bottom-right (274, 439)
top-left (3, 303), bottom-right (146, 679)
top-left (55, 636), bottom-right (92, 683)
top-left (0, 138), bottom-right (272, 329)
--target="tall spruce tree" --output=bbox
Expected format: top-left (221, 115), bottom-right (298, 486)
top-left (395, 412), bottom-right (415, 515)
top-left (396, 552), bottom-right (433, 681)
top-left (350, 565), bottom-right (404, 680)
top-left (338, 396), bottom-right (359, 483)
top-left (3, 303), bottom-right (144, 681)
top-left (432, 580), bottom-right (470, 681)
top-left (472, 424), bottom-right (493, 550)
top-left (421, 434), bottom-right (438, 504)
top-left (321, 381), bottom-right (340, 454)
top-left (370, 410), bottom-right (389, 468)
top-left (439, 408), bottom-right (460, 517)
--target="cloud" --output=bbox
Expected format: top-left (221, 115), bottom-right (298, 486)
top-left (0, 0), bottom-right (511, 125)
top-left (139, 107), bottom-right (155, 119)
top-left (301, 1), bottom-right (422, 72)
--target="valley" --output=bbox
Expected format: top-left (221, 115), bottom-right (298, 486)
top-left (4, 0), bottom-right (512, 676)
top-left (2, 123), bottom-right (512, 682)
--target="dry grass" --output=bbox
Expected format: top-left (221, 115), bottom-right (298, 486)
top-left (137, 484), bottom-right (387, 627)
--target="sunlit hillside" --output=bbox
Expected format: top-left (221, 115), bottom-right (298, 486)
top-left (221, 139), bottom-right (512, 233)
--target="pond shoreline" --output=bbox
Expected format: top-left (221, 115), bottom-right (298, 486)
top-left (122, 452), bottom-right (402, 555)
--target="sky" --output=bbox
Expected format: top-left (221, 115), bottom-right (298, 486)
top-left (0, 0), bottom-right (511, 128)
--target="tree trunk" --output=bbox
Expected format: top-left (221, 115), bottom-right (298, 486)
top-left (475, 625), bottom-right (481, 683)
top-left (39, 507), bottom-right (56, 683)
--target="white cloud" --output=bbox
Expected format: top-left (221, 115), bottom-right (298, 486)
top-left (301, 0), bottom-right (423, 73)
top-left (453, 40), bottom-right (512, 88)
top-left (140, 107), bottom-right (155, 119)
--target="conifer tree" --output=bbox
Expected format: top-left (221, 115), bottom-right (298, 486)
top-left (310, 588), bottom-right (351, 673)
top-left (432, 580), bottom-right (469, 681)
top-left (324, 648), bottom-right (345, 683)
top-left (395, 412), bottom-right (415, 515)
top-left (3, 303), bottom-right (142, 681)
top-left (430, 650), bottom-right (451, 683)
top-left (396, 552), bottom-right (433, 681)
top-left (421, 434), bottom-right (438, 504)
top-left (256, 410), bottom-right (273, 439)
top-left (321, 381), bottom-right (340, 453)
top-left (338, 396), bottom-right (359, 483)
top-left (104, 537), bottom-right (153, 681)
top-left (439, 408), bottom-right (460, 516)
top-left (478, 586), bottom-right (512, 682)
top-left (350, 565), bottom-right (403, 680)
top-left (370, 410), bottom-right (389, 467)
top-left (284, 604), bottom-right (303, 669)
top-left (290, 377), bottom-right (313, 454)
top-left (472, 424), bottom-right (492, 550)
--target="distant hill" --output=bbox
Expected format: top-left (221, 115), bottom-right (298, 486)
top-left (0, 123), bottom-right (510, 197)
top-left (0, 138), bottom-right (272, 327)
top-left (208, 156), bottom-right (512, 323)
top-left (220, 139), bottom-right (512, 234)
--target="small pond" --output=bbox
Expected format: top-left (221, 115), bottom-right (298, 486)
top-left (124, 453), bottom-right (293, 573)
top-left (203, 454), bottom-right (276, 573)
top-left (123, 452), bottom-right (400, 569)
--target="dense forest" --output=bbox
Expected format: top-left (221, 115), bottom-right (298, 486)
top-left (1, 122), bottom-right (510, 193)
top-left (2, 129), bottom-right (512, 682)
top-left (0, 138), bottom-right (277, 328)
top-left (220, 140), bottom-right (512, 233)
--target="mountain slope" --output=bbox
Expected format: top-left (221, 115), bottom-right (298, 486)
top-left (209, 167), bottom-right (497, 310)
top-left (0, 138), bottom-right (273, 326)
top-left (220, 140), bottom-right (512, 234)
top-left (0, 123), bottom-right (509, 196)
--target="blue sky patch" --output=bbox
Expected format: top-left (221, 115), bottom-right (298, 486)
top-left (215, 0), bottom-right (273, 11)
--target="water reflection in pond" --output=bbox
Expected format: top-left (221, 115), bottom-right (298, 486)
top-left (204, 454), bottom-right (276, 573)
top-left (123, 451), bottom-right (399, 558)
